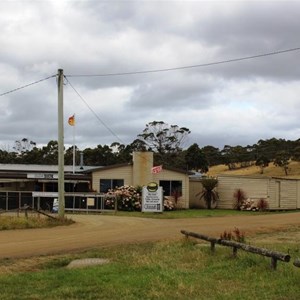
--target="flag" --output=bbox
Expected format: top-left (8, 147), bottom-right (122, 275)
top-left (68, 114), bottom-right (75, 126)
top-left (151, 165), bottom-right (162, 174)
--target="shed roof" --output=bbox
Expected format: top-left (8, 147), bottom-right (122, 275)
top-left (0, 164), bottom-right (99, 173)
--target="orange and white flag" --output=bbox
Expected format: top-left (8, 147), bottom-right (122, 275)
top-left (151, 165), bottom-right (162, 174)
top-left (68, 114), bottom-right (75, 126)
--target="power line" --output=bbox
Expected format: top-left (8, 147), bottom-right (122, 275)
top-left (1, 47), bottom-right (300, 97)
top-left (65, 47), bottom-right (300, 77)
top-left (0, 75), bottom-right (56, 97)
top-left (64, 76), bottom-right (125, 145)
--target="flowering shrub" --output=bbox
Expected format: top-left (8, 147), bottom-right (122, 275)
top-left (105, 185), bottom-right (174, 211)
top-left (105, 185), bottom-right (141, 211)
top-left (240, 198), bottom-right (258, 211)
top-left (163, 198), bottom-right (175, 211)
top-left (239, 198), bottom-right (269, 211)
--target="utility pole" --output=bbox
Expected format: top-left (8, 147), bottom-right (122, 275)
top-left (57, 69), bottom-right (65, 218)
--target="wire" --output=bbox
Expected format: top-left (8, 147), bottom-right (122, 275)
top-left (64, 76), bottom-right (125, 145)
top-left (65, 47), bottom-right (300, 77)
top-left (64, 76), bottom-right (158, 167)
top-left (0, 75), bottom-right (56, 97)
top-left (1, 46), bottom-right (300, 97)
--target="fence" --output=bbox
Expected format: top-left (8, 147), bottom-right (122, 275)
top-left (181, 230), bottom-right (291, 270)
top-left (0, 191), bottom-right (116, 213)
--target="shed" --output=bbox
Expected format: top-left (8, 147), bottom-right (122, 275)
top-left (217, 174), bottom-right (300, 210)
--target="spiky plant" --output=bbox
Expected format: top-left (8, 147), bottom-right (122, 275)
top-left (197, 178), bottom-right (219, 209)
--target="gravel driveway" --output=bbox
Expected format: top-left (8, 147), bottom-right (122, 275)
top-left (1, 212), bottom-right (300, 258)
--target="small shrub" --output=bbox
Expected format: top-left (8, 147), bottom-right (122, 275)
top-left (240, 198), bottom-right (258, 211)
top-left (163, 198), bottom-right (175, 211)
top-left (256, 198), bottom-right (269, 211)
top-left (197, 178), bottom-right (219, 209)
top-left (232, 227), bottom-right (246, 243)
top-left (233, 188), bottom-right (246, 210)
top-left (171, 188), bottom-right (182, 208)
top-left (220, 230), bottom-right (232, 241)
top-left (220, 227), bottom-right (246, 243)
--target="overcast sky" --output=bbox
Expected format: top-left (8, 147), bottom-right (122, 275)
top-left (1, 0), bottom-right (300, 152)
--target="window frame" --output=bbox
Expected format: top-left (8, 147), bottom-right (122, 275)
top-left (159, 180), bottom-right (182, 197)
top-left (100, 179), bottom-right (124, 193)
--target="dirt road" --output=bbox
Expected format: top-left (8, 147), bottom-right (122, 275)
top-left (1, 212), bottom-right (300, 259)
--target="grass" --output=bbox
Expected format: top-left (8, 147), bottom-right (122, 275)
top-left (1, 232), bottom-right (300, 299)
top-left (207, 160), bottom-right (300, 178)
top-left (0, 215), bottom-right (74, 230)
top-left (1, 209), bottom-right (295, 229)
top-left (101, 209), bottom-right (296, 219)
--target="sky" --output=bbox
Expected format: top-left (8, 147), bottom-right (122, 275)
top-left (1, 0), bottom-right (300, 152)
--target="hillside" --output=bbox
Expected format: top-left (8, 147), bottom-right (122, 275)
top-left (207, 161), bottom-right (300, 178)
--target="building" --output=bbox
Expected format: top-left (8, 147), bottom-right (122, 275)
top-left (89, 152), bottom-right (190, 209)
top-left (217, 174), bottom-right (300, 210)
top-left (0, 152), bottom-right (190, 211)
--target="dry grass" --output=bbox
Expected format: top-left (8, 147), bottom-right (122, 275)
top-left (0, 214), bottom-right (74, 230)
top-left (207, 160), bottom-right (300, 178)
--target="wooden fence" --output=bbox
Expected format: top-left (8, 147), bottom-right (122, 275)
top-left (181, 230), bottom-right (291, 270)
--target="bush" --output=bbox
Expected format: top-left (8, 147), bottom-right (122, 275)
top-left (105, 185), bottom-right (141, 211)
top-left (197, 178), bottom-right (219, 209)
top-left (233, 188), bottom-right (247, 210)
top-left (256, 198), bottom-right (269, 211)
top-left (163, 198), bottom-right (175, 211)
top-left (105, 185), bottom-right (175, 212)
top-left (220, 227), bottom-right (246, 243)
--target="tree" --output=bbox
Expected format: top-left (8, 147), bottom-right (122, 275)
top-left (65, 145), bottom-right (80, 166)
top-left (13, 138), bottom-right (36, 154)
top-left (41, 140), bottom-right (59, 165)
top-left (292, 146), bottom-right (300, 162)
top-left (274, 151), bottom-right (290, 176)
top-left (202, 145), bottom-right (222, 166)
top-left (185, 143), bottom-right (208, 173)
top-left (137, 121), bottom-right (190, 154)
top-left (83, 145), bottom-right (116, 166)
top-left (197, 178), bottom-right (219, 209)
top-left (255, 155), bottom-right (270, 174)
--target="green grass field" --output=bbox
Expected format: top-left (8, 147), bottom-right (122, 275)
top-left (1, 227), bottom-right (300, 299)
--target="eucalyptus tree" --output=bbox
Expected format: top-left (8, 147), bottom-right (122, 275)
top-left (185, 143), bottom-right (209, 173)
top-left (137, 121), bottom-right (190, 168)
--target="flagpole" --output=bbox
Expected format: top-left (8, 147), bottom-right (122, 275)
top-left (72, 114), bottom-right (75, 174)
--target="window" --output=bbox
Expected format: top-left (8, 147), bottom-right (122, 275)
top-left (159, 180), bottom-right (182, 196)
top-left (100, 179), bottom-right (124, 193)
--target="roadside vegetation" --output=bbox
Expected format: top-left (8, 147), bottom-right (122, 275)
top-left (0, 215), bottom-right (74, 230)
top-left (1, 226), bottom-right (300, 299)
top-left (1, 209), bottom-right (296, 230)
top-left (101, 208), bottom-right (291, 219)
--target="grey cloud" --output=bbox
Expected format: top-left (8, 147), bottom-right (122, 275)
top-left (1, 1), bottom-right (300, 151)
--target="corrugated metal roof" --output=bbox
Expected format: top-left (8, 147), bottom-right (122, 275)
top-left (0, 164), bottom-right (101, 173)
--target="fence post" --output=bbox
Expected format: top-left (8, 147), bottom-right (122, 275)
top-left (271, 257), bottom-right (277, 270)
top-left (232, 247), bottom-right (238, 258)
top-left (24, 204), bottom-right (28, 219)
top-left (210, 242), bottom-right (215, 253)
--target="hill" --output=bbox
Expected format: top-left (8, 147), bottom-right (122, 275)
top-left (207, 161), bottom-right (300, 178)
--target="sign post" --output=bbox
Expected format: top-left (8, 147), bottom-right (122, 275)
top-left (142, 182), bottom-right (163, 213)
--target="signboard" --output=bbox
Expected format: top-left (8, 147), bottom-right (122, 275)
top-left (87, 198), bottom-right (95, 207)
top-left (27, 173), bottom-right (58, 179)
top-left (32, 192), bottom-right (58, 198)
top-left (142, 182), bottom-right (163, 212)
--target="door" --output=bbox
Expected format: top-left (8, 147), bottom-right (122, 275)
top-left (275, 181), bottom-right (281, 208)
